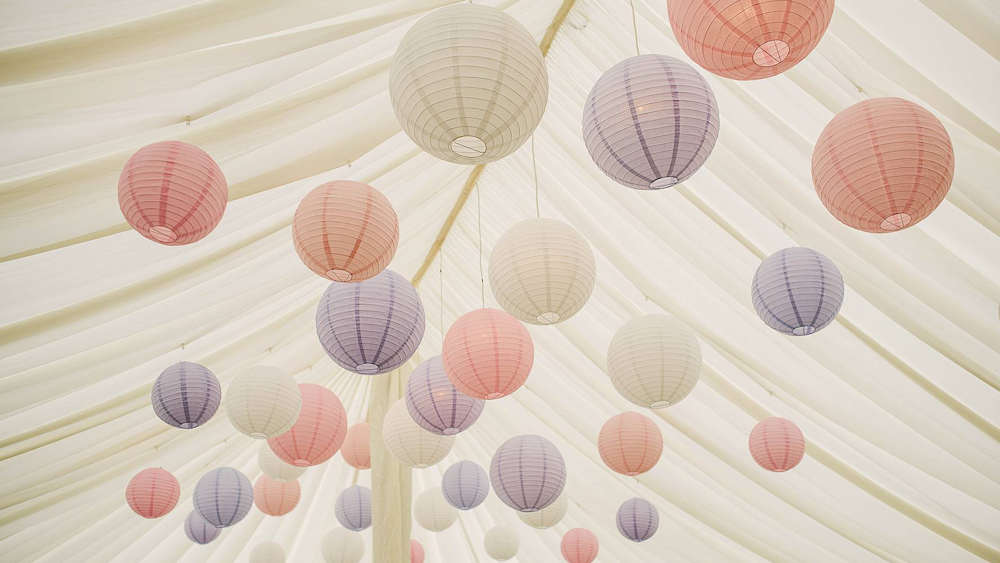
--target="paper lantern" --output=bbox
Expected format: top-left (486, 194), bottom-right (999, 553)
top-left (150, 361), bottom-right (221, 429)
top-left (598, 412), bottom-right (663, 476)
top-left (607, 315), bottom-right (702, 408)
top-left (561, 528), bottom-right (599, 563)
top-left (442, 308), bottom-right (533, 400)
top-left (750, 417), bottom-right (806, 472)
top-left (253, 475), bottom-right (300, 517)
top-left (583, 55), bottom-right (719, 190)
top-left (250, 542), bottom-right (286, 563)
top-left (321, 528), bottom-right (365, 563)
top-left (517, 493), bottom-right (567, 529)
top-left (341, 422), bottom-right (371, 470)
top-left (382, 400), bottom-right (454, 468)
top-left (125, 468), bottom-right (179, 519)
top-left (490, 435), bottom-right (566, 512)
top-left (616, 498), bottom-right (659, 542)
top-left (410, 539), bottom-right (425, 563)
top-left (414, 488), bottom-right (459, 532)
top-left (316, 269), bottom-right (425, 375)
top-left (489, 219), bottom-right (597, 325)
top-left (389, 3), bottom-right (547, 164)
top-left (193, 467), bottom-right (253, 527)
top-left (226, 366), bottom-right (302, 439)
top-left (751, 247), bottom-right (844, 336)
top-left (335, 486), bottom-right (372, 531)
top-left (258, 442), bottom-right (306, 483)
top-left (442, 460), bottom-right (489, 510)
top-left (184, 511), bottom-right (220, 545)
top-left (268, 384), bottom-right (347, 467)
top-left (406, 356), bottom-right (485, 436)
top-left (292, 181), bottom-right (399, 282)
top-left (812, 97), bottom-right (955, 232)
top-left (484, 526), bottom-right (520, 561)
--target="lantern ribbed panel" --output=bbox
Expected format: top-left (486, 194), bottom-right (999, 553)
top-left (561, 528), bottom-right (599, 563)
top-left (268, 384), bottom-right (347, 467)
top-left (118, 141), bottom-right (227, 245)
top-left (193, 467), bottom-right (253, 528)
top-left (414, 488), bottom-right (459, 532)
top-left (442, 308), bottom-right (534, 400)
top-left (489, 219), bottom-right (597, 325)
top-left (250, 541), bottom-right (286, 563)
top-left (335, 486), bottom-right (372, 531)
top-left (315, 269), bottom-right (425, 375)
top-left (490, 435), bottom-right (566, 512)
top-left (184, 511), bottom-right (220, 545)
top-left (598, 412), bottom-right (663, 476)
top-left (517, 493), bottom-right (567, 528)
top-left (382, 400), bottom-right (455, 469)
top-left (321, 528), bottom-right (365, 563)
top-left (583, 55), bottom-right (719, 190)
top-left (389, 3), bottom-right (548, 165)
top-left (258, 442), bottom-right (306, 482)
top-left (666, 0), bottom-right (835, 80)
top-left (812, 97), bottom-right (954, 232)
top-left (751, 247), bottom-right (844, 336)
top-left (341, 422), bottom-right (372, 470)
top-left (484, 526), bottom-right (520, 561)
top-left (406, 356), bottom-right (485, 436)
top-left (292, 181), bottom-right (399, 282)
top-left (253, 475), bottom-right (300, 517)
top-left (607, 315), bottom-right (702, 408)
top-left (410, 539), bottom-right (425, 563)
top-left (616, 498), bottom-right (659, 542)
top-left (749, 417), bottom-right (806, 472)
top-left (442, 460), bottom-right (489, 510)
top-left (125, 468), bottom-right (180, 519)
top-left (226, 366), bottom-right (302, 439)
top-left (151, 361), bottom-right (221, 429)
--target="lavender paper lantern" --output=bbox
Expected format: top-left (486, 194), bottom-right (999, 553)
top-left (193, 467), bottom-right (253, 528)
top-left (184, 511), bottom-right (221, 545)
top-left (406, 356), bottom-right (485, 436)
top-left (151, 361), bottom-right (221, 429)
top-left (335, 486), bottom-right (372, 531)
top-left (616, 498), bottom-right (659, 542)
top-left (442, 460), bottom-right (489, 510)
top-left (490, 435), bottom-right (566, 512)
top-left (751, 247), bottom-right (844, 336)
top-left (316, 269), bottom-right (425, 375)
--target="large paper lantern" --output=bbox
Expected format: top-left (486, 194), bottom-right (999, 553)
top-left (335, 486), bottom-right (372, 531)
top-left (292, 181), bottom-right (399, 282)
top-left (598, 412), bottom-right (663, 476)
top-left (382, 400), bottom-right (454, 468)
top-left (414, 488), bottom-right (459, 532)
top-left (484, 526), bottom-right (520, 561)
top-left (490, 435), bottom-right (566, 512)
top-left (253, 475), bottom-right (300, 517)
top-left (389, 3), bottom-right (547, 165)
top-left (316, 269), bottom-right (425, 375)
top-left (268, 384), bottom-right (347, 467)
top-left (751, 247), bottom-right (844, 336)
top-left (517, 493), bottom-right (567, 529)
top-left (616, 498), bottom-right (659, 542)
top-left (583, 55), bottom-right (719, 190)
top-left (321, 528), bottom-right (365, 563)
top-left (607, 314), bottom-right (702, 408)
top-left (561, 528), bottom-right (599, 563)
top-left (226, 366), bottom-right (302, 439)
top-left (250, 542), bottom-right (286, 563)
top-left (406, 356), bottom-right (485, 436)
top-left (489, 219), bottom-right (597, 325)
top-left (749, 417), bottom-right (806, 472)
top-left (184, 511), bottom-right (220, 545)
top-left (410, 539), bottom-right (425, 563)
top-left (258, 442), bottom-right (306, 483)
top-left (442, 460), bottom-right (489, 510)
top-left (193, 467), bottom-right (253, 527)
top-left (341, 422), bottom-right (371, 470)
top-left (151, 361), bottom-right (221, 429)
top-left (125, 468), bottom-right (180, 519)
top-left (442, 308), bottom-right (533, 400)
top-left (812, 97), bottom-right (954, 232)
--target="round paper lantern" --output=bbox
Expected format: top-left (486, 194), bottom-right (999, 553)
top-left (151, 361), bottom-right (221, 429)
top-left (268, 384), bottom-right (347, 467)
top-left (442, 460), bottom-right (489, 510)
top-left (125, 468), bottom-right (180, 519)
top-left (118, 141), bottom-right (227, 245)
top-left (414, 488), bottom-right (459, 532)
top-left (410, 539), bottom-right (425, 563)
top-left (616, 498), bottom-right (659, 542)
top-left (321, 528), bottom-right (365, 563)
top-left (335, 486), bottom-right (372, 531)
top-left (484, 526), bottom-right (520, 561)
top-left (341, 422), bottom-right (371, 470)
top-left (316, 269), bottom-right (425, 375)
top-left (517, 493), bottom-right (567, 529)
top-left (490, 435), bottom-right (566, 512)
top-left (598, 412), bottom-right (663, 476)
top-left (382, 400), bottom-right (455, 468)
top-left (292, 181), bottom-right (399, 282)
top-left (258, 442), bottom-right (306, 483)
top-left (489, 219), bottom-right (597, 325)
top-left (749, 417), bottom-right (806, 472)
top-left (226, 366), bottom-right (302, 439)
top-left (184, 511), bottom-right (220, 545)
top-left (812, 97), bottom-right (954, 232)
top-left (253, 475), bottom-right (300, 517)
top-left (406, 356), bottom-right (485, 436)
top-left (389, 3), bottom-right (547, 165)
top-left (193, 467), bottom-right (253, 527)
top-left (607, 314), bottom-right (702, 408)
top-left (442, 308), bottom-right (533, 400)
top-left (250, 541), bottom-right (286, 563)
top-left (751, 247), bottom-right (844, 336)
top-left (583, 55), bottom-right (719, 190)
top-left (561, 528), bottom-right (599, 563)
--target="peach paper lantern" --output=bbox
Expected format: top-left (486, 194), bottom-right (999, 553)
top-left (125, 468), bottom-right (180, 519)
top-left (749, 417), bottom-right (806, 472)
top-left (561, 528), bottom-right (599, 563)
top-left (410, 539), bottom-right (425, 563)
top-left (341, 422), bottom-right (371, 470)
top-left (254, 475), bottom-right (301, 516)
top-left (268, 384), bottom-right (348, 467)
top-left (598, 412), bottom-right (663, 476)
top-left (442, 308), bottom-right (533, 400)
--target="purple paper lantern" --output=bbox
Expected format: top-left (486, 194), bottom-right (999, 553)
top-left (616, 498), bottom-right (659, 542)
top-left (193, 467), bottom-right (253, 528)
top-left (442, 460), bottom-right (489, 510)
top-left (335, 485), bottom-right (372, 531)
top-left (184, 511), bottom-right (221, 545)
top-left (750, 247), bottom-right (844, 336)
top-left (316, 269), bottom-right (425, 375)
top-left (490, 435), bottom-right (566, 512)
top-left (406, 356), bottom-right (485, 436)
top-left (151, 361), bottom-right (222, 429)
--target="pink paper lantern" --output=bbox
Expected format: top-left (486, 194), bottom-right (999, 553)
top-left (598, 412), bottom-right (663, 476)
top-left (254, 475), bottom-right (301, 516)
top-left (561, 528), bottom-right (599, 563)
top-left (749, 417), bottom-right (806, 472)
top-left (341, 422), bottom-right (371, 470)
top-left (442, 308), bottom-right (533, 400)
top-left (410, 539), bottom-right (425, 563)
top-left (125, 468), bottom-right (180, 519)
top-left (268, 384), bottom-right (348, 467)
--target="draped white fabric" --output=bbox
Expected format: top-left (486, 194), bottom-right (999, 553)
top-left (1, 1), bottom-right (999, 562)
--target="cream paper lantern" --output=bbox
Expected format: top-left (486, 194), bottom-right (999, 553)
top-left (607, 315), bottom-right (702, 408)
top-left (489, 219), bottom-right (597, 325)
top-left (389, 3), bottom-right (548, 164)
top-left (258, 442), bottom-right (306, 483)
top-left (382, 400), bottom-right (454, 469)
top-left (226, 366), bottom-right (302, 439)
top-left (517, 492), bottom-right (567, 529)
top-left (414, 488), bottom-right (459, 532)
top-left (484, 526), bottom-right (520, 561)
top-left (321, 528), bottom-right (365, 563)
top-left (250, 541), bottom-right (286, 563)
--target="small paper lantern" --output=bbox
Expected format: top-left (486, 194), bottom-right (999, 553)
top-left (410, 539), bottom-right (425, 563)
top-left (184, 511), bottom-right (220, 545)
top-left (341, 422), bottom-right (371, 470)
top-left (607, 314), bottom-right (702, 408)
top-left (253, 475), bottom-right (301, 517)
top-left (598, 412), bottom-right (663, 476)
top-left (484, 526), bottom-right (520, 561)
top-left (749, 417), bottom-right (806, 472)
top-left (292, 181), bottom-right (399, 282)
top-left (389, 3), bottom-right (547, 164)
top-left (335, 486), bottom-right (372, 531)
top-left (442, 460), bottom-right (489, 510)
top-left (583, 55), bottom-right (719, 190)
top-left (193, 467), bottom-right (254, 527)
top-left (812, 97), bottom-right (955, 232)
top-left (490, 435), bottom-right (566, 512)
top-left (268, 384), bottom-right (347, 467)
top-left (489, 219), bottom-right (597, 325)
top-left (561, 528), bottom-right (599, 563)
top-left (442, 308), bottom-right (533, 400)
top-left (751, 247), bottom-right (844, 336)
top-left (382, 400), bottom-right (455, 469)
top-left (414, 488), bottom-right (459, 532)
top-left (517, 493), bottom-right (567, 529)
top-left (406, 356), bottom-right (485, 436)
top-left (226, 366), bottom-right (302, 439)
top-left (250, 541), bottom-right (286, 563)
top-left (151, 361), bottom-right (221, 429)
top-left (316, 269), bottom-right (425, 375)
top-left (258, 442), bottom-right (306, 482)
top-left (125, 468), bottom-right (180, 519)
top-left (616, 498), bottom-right (659, 542)
top-left (321, 528), bottom-right (365, 563)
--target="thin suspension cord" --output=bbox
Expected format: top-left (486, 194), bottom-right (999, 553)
top-left (532, 134), bottom-right (540, 218)
top-left (629, 0), bottom-right (640, 56)
top-left (477, 183), bottom-right (485, 308)
top-left (439, 251), bottom-right (444, 335)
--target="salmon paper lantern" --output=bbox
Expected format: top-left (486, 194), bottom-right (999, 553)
top-left (258, 442), bottom-right (306, 483)
top-left (268, 384), bottom-right (347, 467)
top-left (151, 361), bottom-right (221, 429)
top-left (751, 247), bottom-right (844, 336)
top-left (598, 412), bottom-right (663, 476)
top-left (812, 97), bottom-right (955, 232)
top-left (226, 366), bottom-right (302, 439)
top-left (607, 314), bottom-right (702, 408)
top-left (749, 417), bottom-right (806, 472)
top-left (442, 460), bottom-right (489, 510)
top-left (666, 0), bottom-right (835, 80)
top-left (383, 400), bottom-right (455, 469)
top-left (335, 486), bottom-right (372, 531)
top-left (118, 141), bottom-right (227, 245)
top-left (561, 528), bottom-right (599, 563)
top-left (125, 468), bottom-right (180, 519)
top-left (442, 308), bottom-right (533, 400)
top-left (616, 498), bottom-right (659, 542)
top-left (406, 356), bottom-right (485, 436)
top-left (485, 526), bottom-right (520, 561)
top-left (410, 539), bottom-right (425, 563)
top-left (341, 422), bottom-right (371, 470)
top-left (321, 528), bottom-right (365, 563)
top-left (491, 435), bottom-right (566, 512)
top-left (414, 488), bottom-right (459, 532)
top-left (253, 475), bottom-right (300, 517)
top-left (184, 511), bottom-right (220, 545)
top-left (193, 467), bottom-right (254, 527)
top-left (517, 493), bottom-right (567, 529)
top-left (250, 542), bottom-right (286, 563)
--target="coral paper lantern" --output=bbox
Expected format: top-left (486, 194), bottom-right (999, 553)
top-left (341, 422), bottom-right (372, 470)
top-left (616, 498), bottom-right (659, 542)
top-left (485, 526), bottom-right (520, 561)
top-left (382, 400), bottom-right (455, 468)
top-left (442, 308), bottom-right (533, 400)
top-left (184, 511), bottom-right (221, 545)
top-left (751, 247), bottom-right (844, 336)
top-left (118, 141), bottom-right (227, 245)
top-left (268, 384), bottom-right (347, 467)
top-left (125, 468), bottom-right (180, 519)
top-left (749, 417), bottom-right (806, 472)
top-left (812, 97), bottom-right (955, 232)
top-left (598, 412), bottom-right (663, 476)
top-left (561, 528), bottom-right (599, 563)
top-left (321, 528), bottom-right (365, 563)
top-left (253, 475), bottom-right (301, 517)
top-left (607, 315), bottom-right (702, 408)
top-left (250, 542), bottom-right (286, 563)
top-left (335, 486), bottom-right (372, 531)
top-left (442, 460), bottom-right (489, 510)
top-left (151, 361), bottom-right (221, 429)
top-left (666, 0), bottom-right (835, 80)
top-left (490, 435), bottom-right (566, 512)
top-left (226, 366), bottom-right (302, 439)
top-left (517, 493), bottom-right (567, 529)
top-left (414, 488), bottom-right (459, 532)
top-left (406, 356), bottom-right (485, 436)
top-left (258, 442), bottom-right (306, 483)
top-left (193, 467), bottom-right (254, 527)
top-left (410, 539), bottom-right (425, 563)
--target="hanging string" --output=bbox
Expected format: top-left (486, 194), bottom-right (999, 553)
top-left (531, 134), bottom-right (540, 218)
top-left (477, 183), bottom-right (485, 308)
top-left (629, 0), bottom-right (640, 56)
top-left (439, 251), bottom-right (444, 335)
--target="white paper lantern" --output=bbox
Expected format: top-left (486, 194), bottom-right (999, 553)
top-left (517, 492), bottom-right (567, 529)
top-left (258, 442), bottom-right (306, 483)
top-left (226, 366), bottom-right (302, 439)
top-left (607, 315), bottom-right (701, 408)
top-left (414, 488), bottom-right (459, 532)
top-left (250, 541), bottom-right (286, 563)
top-left (484, 526), bottom-right (520, 561)
top-left (321, 528), bottom-right (365, 563)
top-left (382, 400), bottom-right (454, 469)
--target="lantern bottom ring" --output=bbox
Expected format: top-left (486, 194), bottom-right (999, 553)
top-left (879, 212), bottom-right (911, 231)
top-left (649, 176), bottom-right (678, 189)
top-left (792, 325), bottom-right (818, 336)
top-left (648, 399), bottom-right (671, 409)
top-left (442, 427), bottom-right (460, 435)
top-left (180, 422), bottom-right (199, 429)
top-left (753, 40), bottom-right (790, 67)
top-left (292, 459), bottom-right (309, 467)
top-left (520, 507), bottom-right (539, 513)
top-left (250, 432), bottom-right (267, 439)
top-left (536, 311), bottom-right (561, 324)
top-left (326, 268), bottom-right (353, 282)
top-left (355, 363), bottom-right (379, 375)
top-left (484, 391), bottom-right (506, 400)
top-left (451, 135), bottom-right (487, 158)
top-left (148, 225), bottom-right (178, 243)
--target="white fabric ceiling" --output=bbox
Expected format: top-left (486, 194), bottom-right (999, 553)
top-left (1, 0), bottom-right (999, 562)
